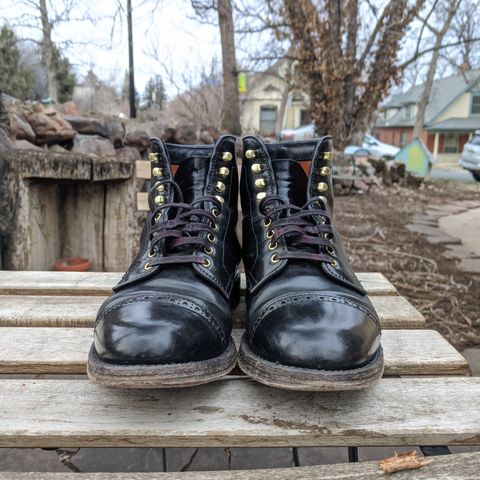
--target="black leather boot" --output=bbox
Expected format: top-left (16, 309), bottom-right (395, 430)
top-left (238, 135), bottom-right (384, 391)
top-left (87, 135), bottom-right (241, 388)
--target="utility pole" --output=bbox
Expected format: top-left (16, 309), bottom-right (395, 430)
top-left (127, 0), bottom-right (136, 118)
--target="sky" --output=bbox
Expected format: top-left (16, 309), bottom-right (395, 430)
top-left (1, 0), bottom-right (222, 96)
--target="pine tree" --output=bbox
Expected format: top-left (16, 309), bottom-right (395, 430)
top-left (0, 26), bottom-right (34, 100)
top-left (53, 46), bottom-right (76, 103)
top-left (143, 74), bottom-right (166, 110)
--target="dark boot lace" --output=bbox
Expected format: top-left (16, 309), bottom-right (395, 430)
top-left (145, 179), bottom-right (223, 268)
top-left (259, 195), bottom-right (337, 266)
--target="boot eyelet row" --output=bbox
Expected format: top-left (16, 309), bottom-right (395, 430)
top-left (203, 257), bottom-right (212, 268)
top-left (263, 218), bottom-right (272, 228)
top-left (204, 246), bottom-right (214, 255)
top-left (266, 229), bottom-right (274, 239)
top-left (207, 233), bottom-right (216, 243)
top-left (211, 208), bottom-right (221, 217)
top-left (210, 221), bottom-right (219, 231)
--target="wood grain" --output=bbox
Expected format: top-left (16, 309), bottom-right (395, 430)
top-left (0, 271), bottom-right (397, 297)
top-left (0, 328), bottom-right (466, 376)
top-left (137, 192), bottom-right (148, 211)
top-left (136, 160), bottom-right (151, 180)
top-left (1, 452), bottom-right (479, 479)
top-left (0, 294), bottom-right (423, 329)
top-left (0, 377), bottom-right (479, 447)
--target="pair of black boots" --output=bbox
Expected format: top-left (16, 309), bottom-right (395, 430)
top-left (87, 135), bottom-right (384, 391)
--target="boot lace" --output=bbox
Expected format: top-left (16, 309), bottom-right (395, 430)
top-left (259, 195), bottom-right (337, 266)
top-left (144, 179), bottom-right (223, 269)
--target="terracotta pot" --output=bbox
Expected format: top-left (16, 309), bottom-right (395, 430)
top-left (53, 257), bottom-right (91, 272)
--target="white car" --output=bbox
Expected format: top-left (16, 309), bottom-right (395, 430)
top-left (280, 125), bottom-right (399, 159)
top-left (363, 133), bottom-right (400, 159)
top-left (459, 130), bottom-right (480, 182)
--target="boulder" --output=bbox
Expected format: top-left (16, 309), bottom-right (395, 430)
top-left (0, 127), bottom-right (14, 152)
top-left (63, 115), bottom-right (109, 137)
top-left (105, 118), bottom-right (125, 148)
top-left (48, 144), bottom-right (68, 153)
top-left (26, 106), bottom-right (76, 144)
top-left (59, 101), bottom-right (80, 116)
top-left (116, 146), bottom-right (141, 161)
top-left (72, 134), bottom-right (116, 156)
top-left (9, 111), bottom-right (35, 142)
top-left (176, 125), bottom-right (197, 144)
top-left (13, 139), bottom-right (44, 151)
top-left (125, 130), bottom-right (150, 152)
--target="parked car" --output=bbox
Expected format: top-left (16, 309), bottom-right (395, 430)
top-left (459, 130), bottom-right (480, 182)
top-left (363, 133), bottom-right (400, 159)
top-left (280, 125), bottom-right (399, 159)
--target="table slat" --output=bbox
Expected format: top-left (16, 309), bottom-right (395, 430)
top-left (0, 377), bottom-right (478, 447)
top-left (0, 328), bottom-right (467, 376)
top-left (1, 452), bottom-right (479, 479)
top-left (0, 271), bottom-right (397, 296)
top-left (0, 294), bottom-right (423, 329)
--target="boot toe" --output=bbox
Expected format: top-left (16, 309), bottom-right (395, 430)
top-left (94, 295), bottom-right (226, 365)
top-left (250, 294), bottom-right (381, 371)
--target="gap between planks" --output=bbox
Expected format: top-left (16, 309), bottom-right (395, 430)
top-left (0, 271), bottom-right (398, 296)
top-left (0, 328), bottom-right (468, 376)
top-left (0, 377), bottom-right (479, 447)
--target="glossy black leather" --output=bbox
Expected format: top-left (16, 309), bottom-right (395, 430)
top-left (241, 136), bottom-right (381, 371)
top-left (94, 136), bottom-right (241, 365)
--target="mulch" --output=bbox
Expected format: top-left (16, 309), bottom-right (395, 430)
top-left (335, 180), bottom-right (480, 350)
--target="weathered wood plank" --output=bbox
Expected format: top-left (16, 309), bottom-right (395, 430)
top-left (137, 191), bottom-right (148, 211)
top-left (0, 328), bottom-right (467, 376)
top-left (1, 452), bottom-right (479, 479)
top-left (136, 160), bottom-right (151, 180)
top-left (0, 294), bottom-right (423, 328)
top-left (0, 377), bottom-right (478, 447)
top-left (0, 271), bottom-right (397, 296)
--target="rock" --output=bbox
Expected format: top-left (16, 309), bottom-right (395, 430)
top-left (72, 134), bottom-right (116, 156)
top-left (105, 118), bottom-right (125, 148)
top-left (0, 127), bottom-right (14, 151)
top-left (9, 111), bottom-right (35, 142)
top-left (404, 171), bottom-right (424, 188)
top-left (116, 146), bottom-right (141, 161)
top-left (13, 139), bottom-right (44, 151)
top-left (63, 115), bottom-right (109, 137)
top-left (26, 107), bottom-right (76, 144)
top-left (176, 125), bottom-right (197, 144)
top-left (125, 130), bottom-right (150, 152)
top-left (48, 144), bottom-right (68, 153)
top-left (59, 101), bottom-right (80, 116)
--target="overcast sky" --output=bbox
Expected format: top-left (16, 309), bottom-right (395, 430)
top-left (1, 0), bottom-right (222, 96)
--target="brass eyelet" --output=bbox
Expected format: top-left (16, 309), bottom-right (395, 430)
top-left (326, 245), bottom-right (335, 255)
top-left (324, 232), bottom-right (333, 240)
top-left (148, 250), bottom-right (156, 258)
top-left (212, 208), bottom-right (220, 217)
top-left (148, 152), bottom-right (158, 162)
top-left (270, 253), bottom-right (280, 264)
top-left (245, 149), bottom-right (256, 159)
top-left (152, 167), bottom-right (163, 177)
top-left (331, 259), bottom-right (339, 268)
top-left (255, 178), bottom-right (266, 189)
top-left (319, 166), bottom-right (331, 176)
top-left (221, 152), bottom-right (233, 162)
top-left (251, 163), bottom-right (262, 174)
top-left (217, 167), bottom-right (230, 177)
top-left (263, 218), bottom-right (272, 228)
top-left (316, 182), bottom-right (328, 193)
top-left (215, 195), bottom-right (224, 205)
top-left (204, 246), bottom-right (214, 255)
top-left (144, 262), bottom-right (153, 270)
top-left (156, 184), bottom-right (166, 192)
top-left (207, 233), bottom-right (216, 243)
top-left (266, 229), bottom-right (274, 239)
top-left (256, 192), bottom-right (267, 200)
top-left (154, 213), bottom-right (161, 222)
top-left (203, 257), bottom-right (212, 268)
top-left (210, 221), bottom-right (219, 231)
top-left (268, 241), bottom-right (278, 251)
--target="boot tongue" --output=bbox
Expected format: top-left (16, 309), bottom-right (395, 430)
top-left (271, 158), bottom-right (308, 207)
top-left (173, 156), bottom-right (210, 204)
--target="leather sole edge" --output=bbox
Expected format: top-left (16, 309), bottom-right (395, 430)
top-left (237, 334), bottom-right (384, 391)
top-left (87, 339), bottom-right (237, 388)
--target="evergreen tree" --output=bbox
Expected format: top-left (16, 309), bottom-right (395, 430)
top-left (0, 26), bottom-right (33, 100)
top-left (143, 74), bottom-right (166, 110)
top-left (53, 47), bottom-right (76, 103)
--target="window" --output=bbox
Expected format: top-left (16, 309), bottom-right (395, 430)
top-left (400, 131), bottom-right (407, 147)
top-left (259, 106), bottom-right (278, 135)
top-left (471, 94), bottom-right (480, 114)
top-left (443, 133), bottom-right (458, 153)
top-left (404, 103), bottom-right (416, 119)
top-left (300, 109), bottom-right (311, 126)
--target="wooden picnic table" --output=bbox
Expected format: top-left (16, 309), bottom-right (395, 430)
top-left (0, 270), bottom-right (478, 478)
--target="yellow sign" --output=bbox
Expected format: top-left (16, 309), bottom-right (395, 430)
top-left (238, 72), bottom-right (246, 94)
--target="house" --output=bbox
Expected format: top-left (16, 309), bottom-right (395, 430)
top-left (374, 69), bottom-right (480, 162)
top-left (240, 61), bottom-right (310, 136)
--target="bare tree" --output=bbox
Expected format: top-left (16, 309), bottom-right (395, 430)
top-left (413, 0), bottom-right (462, 138)
top-left (38, 0), bottom-right (58, 100)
